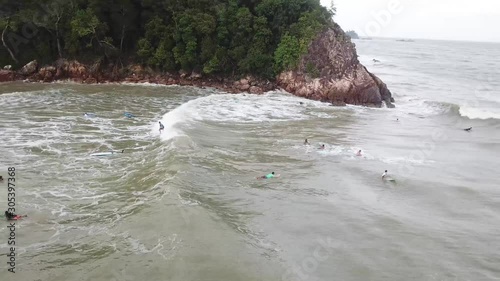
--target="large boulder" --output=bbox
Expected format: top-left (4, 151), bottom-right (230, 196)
top-left (20, 60), bottom-right (38, 76)
top-left (277, 27), bottom-right (394, 107)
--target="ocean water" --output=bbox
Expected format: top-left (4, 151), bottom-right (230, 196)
top-left (0, 38), bottom-right (499, 281)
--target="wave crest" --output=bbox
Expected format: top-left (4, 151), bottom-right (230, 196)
top-left (459, 106), bottom-right (500, 120)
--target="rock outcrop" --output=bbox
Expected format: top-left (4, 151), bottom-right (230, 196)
top-left (277, 26), bottom-right (394, 107)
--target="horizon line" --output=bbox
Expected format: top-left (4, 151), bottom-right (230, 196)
top-left (353, 36), bottom-right (500, 44)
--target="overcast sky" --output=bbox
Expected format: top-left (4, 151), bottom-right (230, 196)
top-left (320, 0), bottom-right (500, 42)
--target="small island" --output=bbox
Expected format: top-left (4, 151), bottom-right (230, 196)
top-left (346, 30), bottom-right (360, 39)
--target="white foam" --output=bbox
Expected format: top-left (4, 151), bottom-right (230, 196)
top-left (152, 92), bottom-right (334, 141)
top-left (394, 97), bottom-right (452, 117)
top-left (153, 98), bottom-right (199, 141)
top-left (380, 156), bottom-right (434, 165)
top-left (118, 82), bottom-right (175, 88)
top-left (459, 106), bottom-right (500, 120)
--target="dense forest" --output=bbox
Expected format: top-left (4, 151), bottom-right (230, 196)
top-left (1, 0), bottom-right (336, 79)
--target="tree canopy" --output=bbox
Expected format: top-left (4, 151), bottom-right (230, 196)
top-left (0, 0), bottom-right (334, 78)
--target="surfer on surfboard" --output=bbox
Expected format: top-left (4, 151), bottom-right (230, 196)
top-left (5, 211), bottom-right (27, 221)
top-left (257, 172), bottom-right (280, 179)
top-left (382, 170), bottom-right (396, 182)
top-left (159, 121), bottom-right (165, 133)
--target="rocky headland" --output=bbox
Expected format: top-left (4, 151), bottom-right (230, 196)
top-left (1, 26), bottom-right (394, 108)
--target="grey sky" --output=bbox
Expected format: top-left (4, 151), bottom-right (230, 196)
top-left (321, 0), bottom-right (500, 42)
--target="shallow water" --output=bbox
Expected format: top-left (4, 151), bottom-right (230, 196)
top-left (0, 39), bottom-right (499, 281)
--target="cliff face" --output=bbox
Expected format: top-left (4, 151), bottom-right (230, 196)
top-left (277, 26), bottom-right (395, 107)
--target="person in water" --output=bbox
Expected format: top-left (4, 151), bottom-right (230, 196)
top-left (5, 211), bottom-right (26, 221)
top-left (382, 170), bottom-right (388, 179)
top-left (159, 121), bottom-right (165, 133)
top-left (464, 127), bottom-right (472, 132)
top-left (356, 150), bottom-right (362, 156)
top-left (319, 144), bottom-right (325, 150)
top-left (0, 176), bottom-right (3, 182)
top-left (304, 139), bottom-right (310, 145)
top-left (257, 172), bottom-right (280, 179)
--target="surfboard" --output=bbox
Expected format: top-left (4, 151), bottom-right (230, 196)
top-left (91, 149), bottom-right (124, 157)
top-left (256, 174), bottom-right (281, 180)
top-left (90, 152), bottom-right (115, 157)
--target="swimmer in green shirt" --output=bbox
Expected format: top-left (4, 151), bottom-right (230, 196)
top-left (257, 172), bottom-right (280, 179)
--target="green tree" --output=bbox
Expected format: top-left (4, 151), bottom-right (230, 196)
top-left (2, 0), bottom-right (335, 78)
top-left (274, 33), bottom-right (301, 73)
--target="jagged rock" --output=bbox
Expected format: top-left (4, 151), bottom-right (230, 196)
top-left (249, 86), bottom-right (261, 94)
top-left (89, 60), bottom-right (101, 75)
top-left (20, 60), bottom-right (38, 76)
top-left (128, 64), bottom-right (143, 73)
top-left (53, 59), bottom-right (88, 80)
top-left (190, 71), bottom-right (202, 80)
top-left (179, 70), bottom-right (188, 78)
top-left (38, 66), bottom-right (56, 81)
top-left (240, 84), bottom-right (250, 91)
top-left (68, 60), bottom-right (87, 79)
top-left (84, 78), bottom-right (97, 84)
top-left (240, 78), bottom-right (249, 85)
top-left (277, 27), bottom-right (394, 107)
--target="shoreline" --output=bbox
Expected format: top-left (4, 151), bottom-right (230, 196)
top-left (0, 61), bottom-right (277, 96)
top-left (0, 53), bottom-right (395, 108)
top-left (1, 79), bottom-right (289, 97)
